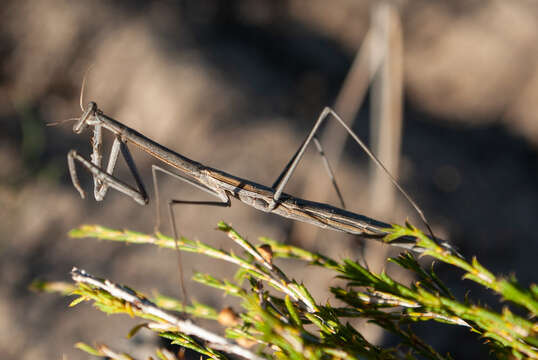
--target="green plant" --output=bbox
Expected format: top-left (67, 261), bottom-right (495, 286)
top-left (34, 221), bottom-right (537, 359)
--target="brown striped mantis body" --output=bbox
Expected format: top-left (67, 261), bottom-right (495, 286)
top-left (65, 99), bottom-right (457, 255)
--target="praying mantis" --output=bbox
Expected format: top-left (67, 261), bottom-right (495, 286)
top-left (63, 86), bottom-right (455, 250)
top-left (59, 79), bottom-right (459, 298)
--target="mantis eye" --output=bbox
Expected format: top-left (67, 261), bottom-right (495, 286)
top-left (73, 101), bottom-right (98, 134)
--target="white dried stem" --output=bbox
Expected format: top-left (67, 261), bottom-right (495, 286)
top-left (97, 344), bottom-right (134, 360)
top-left (71, 267), bottom-right (265, 360)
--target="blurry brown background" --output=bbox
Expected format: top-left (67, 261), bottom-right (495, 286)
top-left (1, 1), bottom-right (537, 359)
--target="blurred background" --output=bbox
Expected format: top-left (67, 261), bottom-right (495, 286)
top-left (1, 0), bottom-right (537, 359)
